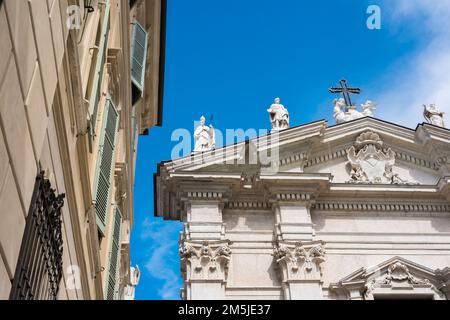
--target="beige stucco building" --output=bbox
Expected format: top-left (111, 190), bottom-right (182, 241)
top-left (0, 0), bottom-right (166, 300)
top-left (155, 116), bottom-right (450, 300)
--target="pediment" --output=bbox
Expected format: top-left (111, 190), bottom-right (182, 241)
top-left (156, 117), bottom-right (450, 220)
top-left (332, 256), bottom-right (449, 300)
top-left (164, 118), bottom-right (449, 186)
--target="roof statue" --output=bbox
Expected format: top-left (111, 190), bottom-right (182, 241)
top-left (267, 97), bottom-right (290, 132)
top-left (193, 116), bottom-right (215, 153)
top-left (423, 104), bottom-right (446, 128)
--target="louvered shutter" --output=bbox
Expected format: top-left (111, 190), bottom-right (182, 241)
top-left (130, 21), bottom-right (148, 95)
top-left (89, 1), bottom-right (111, 137)
top-left (106, 207), bottom-right (122, 300)
top-left (92, 99), bottom-right (119, 234)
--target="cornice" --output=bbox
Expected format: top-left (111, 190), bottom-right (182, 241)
top-left (323, 117), bottom-right (417, 145)
top-left (313, 201), bottom-right (450, 215)
top-left (224, 201), bottom-right (272, 210)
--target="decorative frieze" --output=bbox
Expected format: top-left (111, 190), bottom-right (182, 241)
top-left (305, 149), bottom-right (348, 168)
top-left (313, 201), bottom-right (450, 214)
top-left (225, 201), bottom-right (271, 210)
top-left (395, 150), bottom-right (437, 170)
top-left (279, 152), bottom-right (309, 168)
top-left (274, 193), bottom-right (312, 202)
top-left (185, 191), bottom-right (225, 200)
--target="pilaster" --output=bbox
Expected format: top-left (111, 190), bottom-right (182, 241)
top-left (271, 192), bottom-right (316, 242)
top-left (181, 189), bottom-right (228, 241)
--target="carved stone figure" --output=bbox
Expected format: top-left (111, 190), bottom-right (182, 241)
top-left (267, 98), bottom-right (290, 131)
top-left (361, 100), bottom-right (377, 117)
top-left (123, 265), bottom-right (141, 300)
top-left (423, 104), bottom-right (446, 128)
top-left (333, 99), bottom-right (377, 124)
top-left (346, 131), bottom-right (410, 184)
top-left (193, 116), bottom-right (215, 152)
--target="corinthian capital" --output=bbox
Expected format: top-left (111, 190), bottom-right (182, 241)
top-left (273, 241), bottom-right (325, 281)
top-left (179, 240), bottom-right (232, 281)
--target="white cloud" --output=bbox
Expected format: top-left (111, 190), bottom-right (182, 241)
top-left (374, 0), bottom-right (450, 127)
top-left (141, 218), bottom-right (182, 300)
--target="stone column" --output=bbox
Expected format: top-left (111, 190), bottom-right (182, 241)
top-left (273, 241), bottom-right (325, 300)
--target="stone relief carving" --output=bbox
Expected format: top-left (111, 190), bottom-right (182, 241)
top-left (364, 262), bottom-right (439, 299)
top-left (347, 131), bottom-right (412, 184)
top-left (333, 98), bottom-right (376, 124)
top-left (273, 241), bottom-right (325, 280)
top-left (180, 241), bottom-right (232, 280)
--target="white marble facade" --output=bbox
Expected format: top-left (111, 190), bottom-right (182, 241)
top-left (154, 117), bottom-right (450, 300)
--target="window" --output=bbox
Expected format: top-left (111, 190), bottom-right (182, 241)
top-left (9, 172), bottom-right (65, 300)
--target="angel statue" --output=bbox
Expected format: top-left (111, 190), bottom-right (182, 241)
top-left (423, 104), bottom-right (446, 128)
top-left (333, 99), bottom-right (377, 124)
top-left (361, 100), bottom-right (377, 117)
top-left (333, 98), bottom-right (347, 124)
top-left (267, 98), bottom-right (290, 131)
top-left (193, 116), bottom-right (215, 153)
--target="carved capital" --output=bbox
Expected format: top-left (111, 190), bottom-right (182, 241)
top-left (179, 240), bottom-right (232, 281)
top-left (273, 241), bottom-right (325, 281)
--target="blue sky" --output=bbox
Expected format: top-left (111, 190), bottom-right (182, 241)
top-left (131, 0), bottom-right (450, 299)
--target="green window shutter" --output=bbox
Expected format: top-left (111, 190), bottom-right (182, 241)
top-left (92, 98), bottom-right (120, 235)
top-left (89, 1), bottom-right (111, 137)
top-left (106, 206), bottom-right (122, 300)
top-left (130, 21), bottom-right (148, 95)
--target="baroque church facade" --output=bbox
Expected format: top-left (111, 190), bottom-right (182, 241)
top-left (155, 95), bottom-right (450, 300)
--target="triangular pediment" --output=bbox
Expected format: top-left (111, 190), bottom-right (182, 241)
top-left (331, 256), bottom-right (449, 300)
top-left (163, 117), bottom-right (449, 187)
top-left (338, 256), bottom-right (437, 284)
